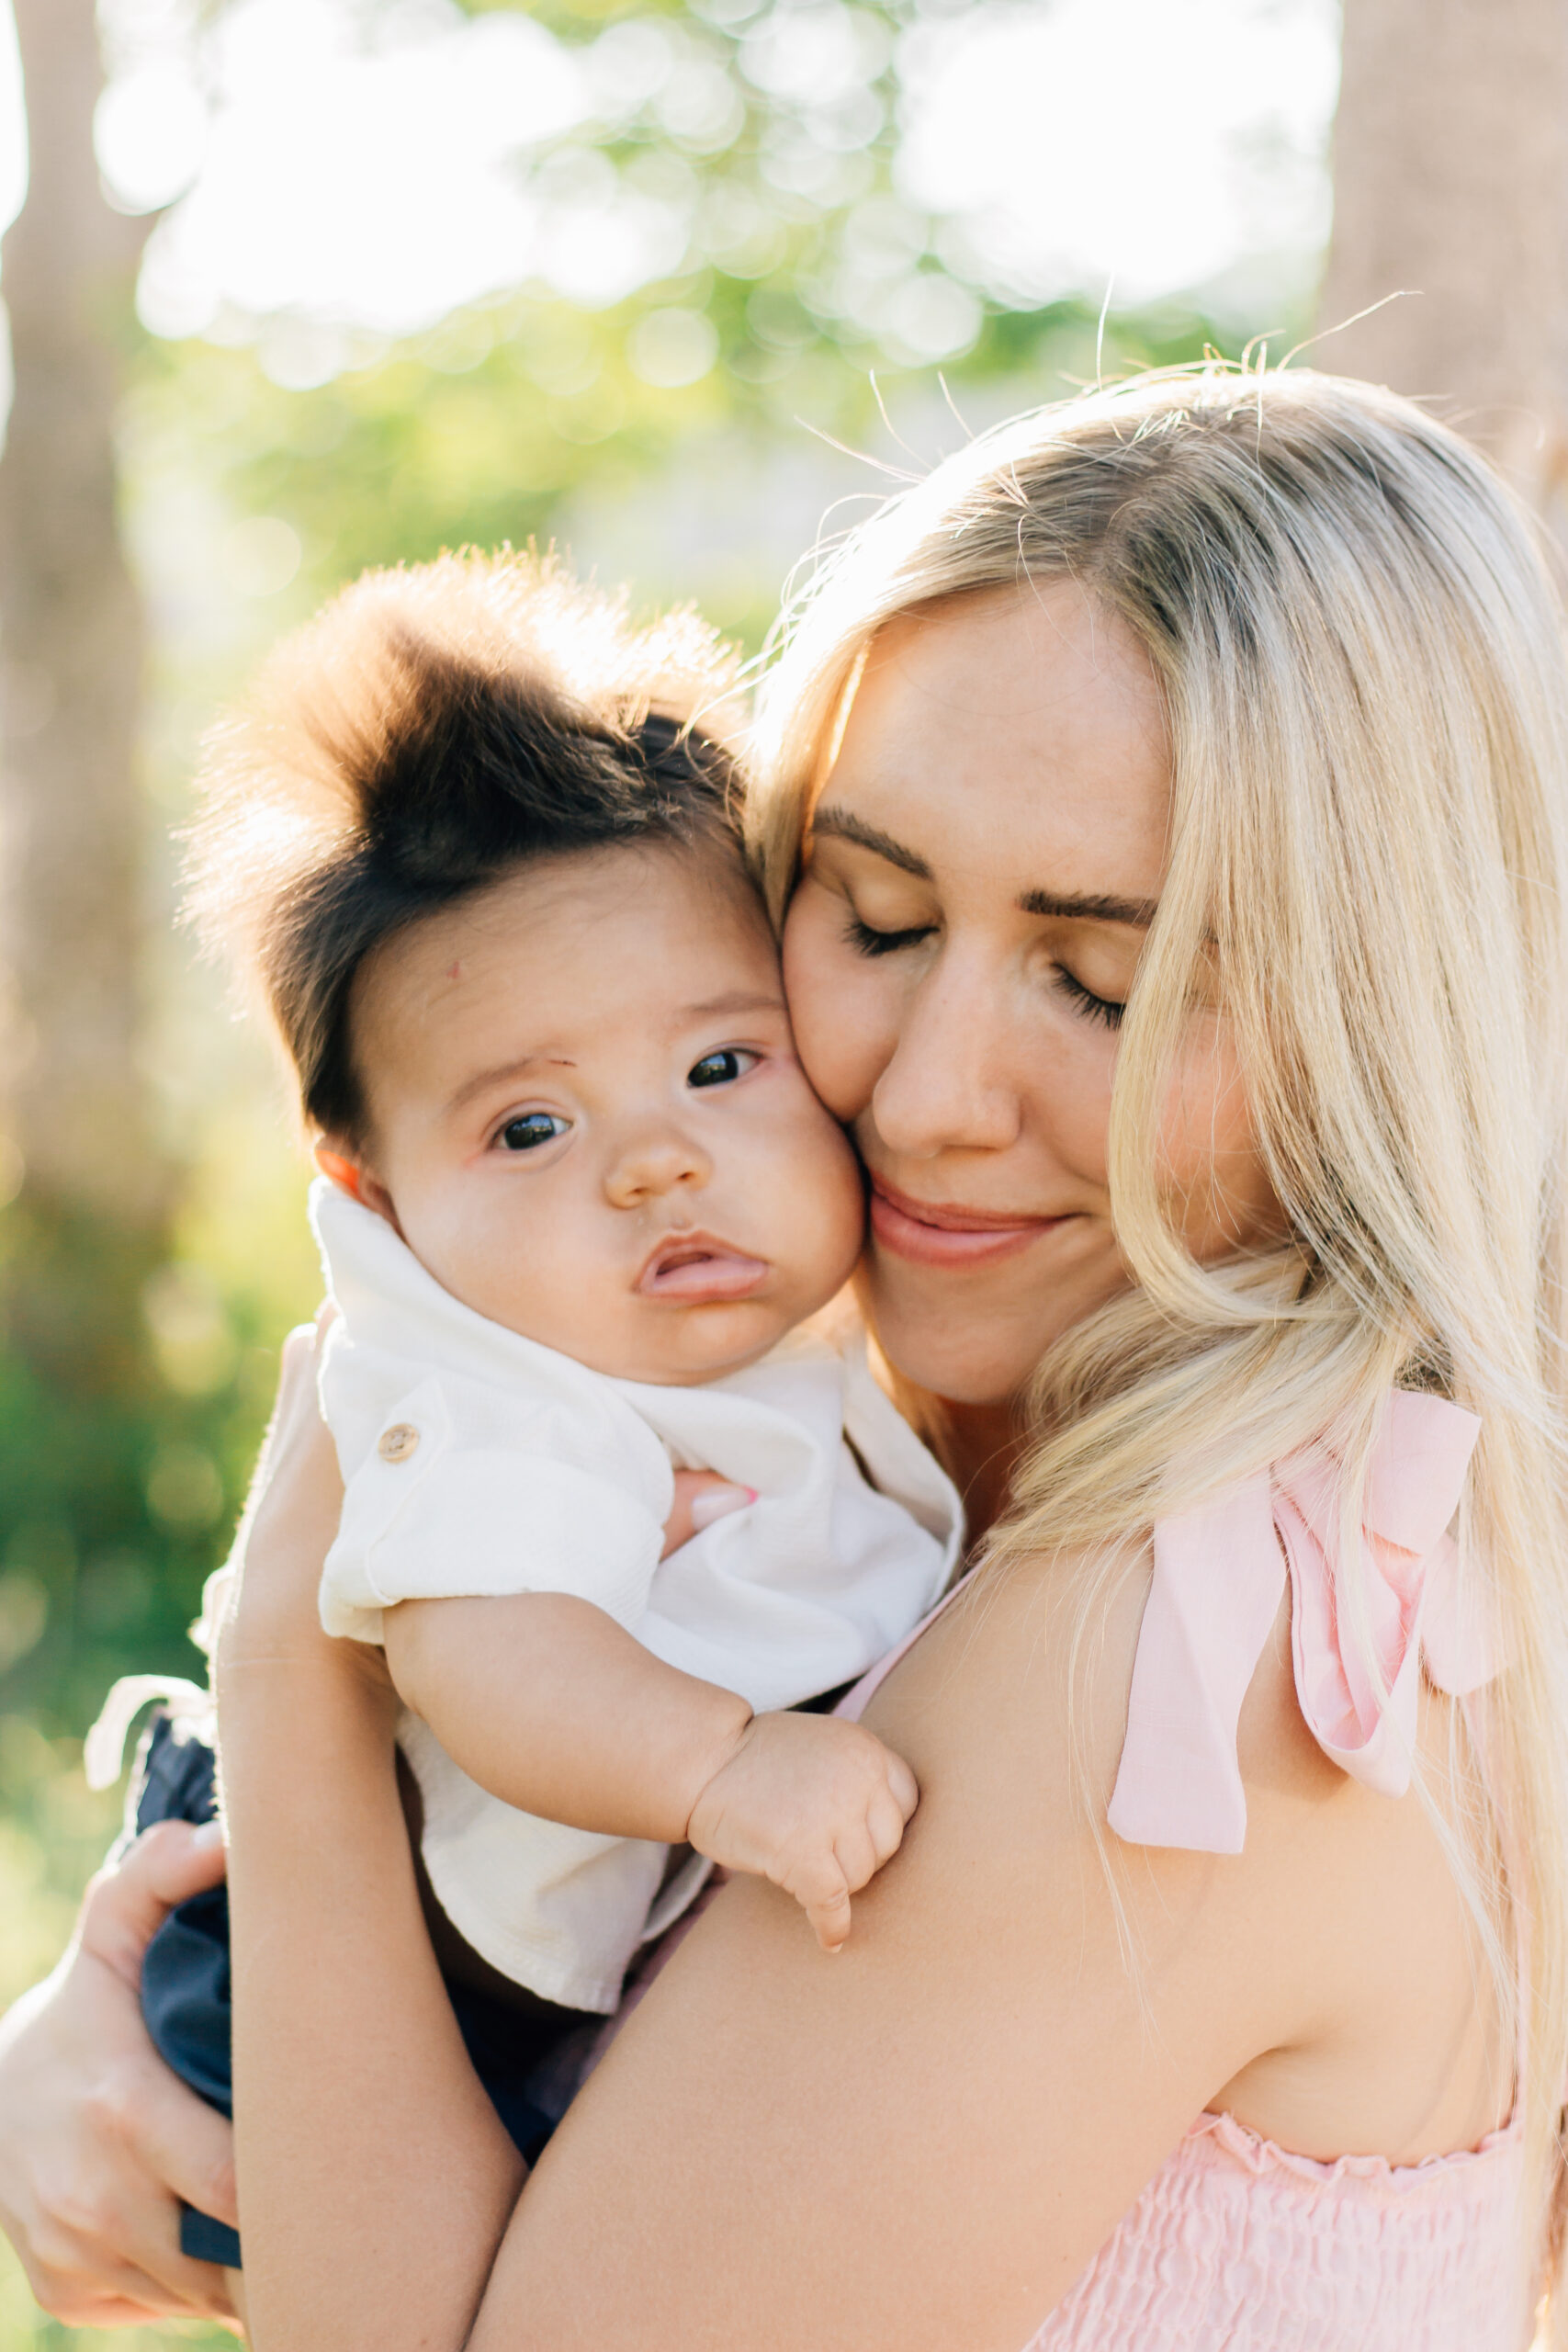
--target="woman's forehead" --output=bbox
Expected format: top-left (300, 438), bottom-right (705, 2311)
top-left (822, 582), bottom-right (1169, 899)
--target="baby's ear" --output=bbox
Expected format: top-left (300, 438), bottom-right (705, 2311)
top-left (313, 1140), bottom-right (367, 1200)
top-left (313, 1139), bottom-right (402, 1235)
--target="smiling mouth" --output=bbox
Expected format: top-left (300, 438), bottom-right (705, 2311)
top-left (636, 1231), bottom-right (771, 1304)
top-left (866, 1173), bottom-right (1073, 1268)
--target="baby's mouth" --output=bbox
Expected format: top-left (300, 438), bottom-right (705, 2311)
top-left (636, 1231), bottom-right (770, 1304)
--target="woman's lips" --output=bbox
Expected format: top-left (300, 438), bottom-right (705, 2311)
top-left (867, 1174), bottom-right (1071, 1269)
top-left (636, 1232), bottom-right (770, 1304)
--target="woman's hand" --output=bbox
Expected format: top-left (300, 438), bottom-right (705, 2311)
top-left (662, 1471), bottom-right (755, 1557)
top-left (216, 1317), bottom-right (353, 1666)
top-left (0, 1820), bottom-right (241, 2331)
top-left (214, 1318), bottom-right (396, 1748)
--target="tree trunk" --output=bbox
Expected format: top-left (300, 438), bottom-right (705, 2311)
top-left (1314, 0), bottom-right (1568, 507)
top-left (0, 0), bottom-right (164, 1233)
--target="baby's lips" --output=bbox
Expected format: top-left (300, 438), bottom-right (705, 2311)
top-left (689, 1482), bottom-right (759, 1532)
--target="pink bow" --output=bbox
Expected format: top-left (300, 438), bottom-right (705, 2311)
top-left (1107, 1391), bottom-right (1485, 1856)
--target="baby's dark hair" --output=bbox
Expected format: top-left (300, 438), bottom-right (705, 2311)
top-left (186, 551), bottom-right (745, 1145)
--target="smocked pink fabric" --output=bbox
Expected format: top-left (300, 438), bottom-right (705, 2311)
top-left (1023, 2105), bottom-right (1529, 2351)
top-left (841, 1389), bottom-right (1533, 2350)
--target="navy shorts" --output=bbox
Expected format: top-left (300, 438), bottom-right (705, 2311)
top-left (131, 1713), bottom-right (593, 2267)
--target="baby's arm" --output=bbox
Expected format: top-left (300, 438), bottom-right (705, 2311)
top-left (381, 1594), bottom-right (917, 1951)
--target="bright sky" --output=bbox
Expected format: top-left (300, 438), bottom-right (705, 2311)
top-left (0, 0), bottom-right (1340, 372)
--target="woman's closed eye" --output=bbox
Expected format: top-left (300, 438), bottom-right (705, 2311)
top-left (1053, 967), bottom-right (1126, 1031)
top-left (842, 912), bottom-right (937, 958)
top-left (688, 1046), bottom-right (760, 1089)
top-left (494, 1110), bottom-right (571, 1152)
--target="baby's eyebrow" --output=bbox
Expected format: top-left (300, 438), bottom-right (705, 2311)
top-left (681, 990), bottom-right (786, 1022)
top-left (446, 1053), bottom-right (559, 1114)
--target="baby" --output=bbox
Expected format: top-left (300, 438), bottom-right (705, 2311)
top-left (95, 552), bottom-right (960, 2255)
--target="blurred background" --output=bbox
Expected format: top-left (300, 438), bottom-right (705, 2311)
top-left (0, 0), bottom-right (1559, 2338)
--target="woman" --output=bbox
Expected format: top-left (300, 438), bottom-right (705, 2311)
top-left (8, 362), bottom-right (1568, 2344)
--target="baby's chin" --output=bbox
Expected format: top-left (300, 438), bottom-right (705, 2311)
top-left (516, 1283), bottom-right (828, 1387)
top-left (604, 1296), bottom-right (803, 1387)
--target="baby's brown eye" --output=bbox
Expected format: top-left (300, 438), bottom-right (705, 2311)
top-left (688, 1047), bottom-right (758, 1090)
top-left (498, 1113), bottom-right (569, 1151)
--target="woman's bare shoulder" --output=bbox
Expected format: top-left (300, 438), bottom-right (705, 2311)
top-left (863, 1546), bottom-right (1337, 1883)
top-left (479, 1554), bottom-right (1352, 2352)
top-left (906, 1548), bottom-right (1506, 2168)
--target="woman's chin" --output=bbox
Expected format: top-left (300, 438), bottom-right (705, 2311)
top-left (862, 1239), bottom-right (1127, 1408)
top-left (863, 1283), bottom-right (1049, 1408)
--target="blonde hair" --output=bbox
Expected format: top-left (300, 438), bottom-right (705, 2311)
top-left (749, 366), bottom-right (1568, 2304)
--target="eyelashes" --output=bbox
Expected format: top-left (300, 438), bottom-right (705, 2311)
top-left (841, 914), bottom-right (936, 959)
top-left (1051, 967), bottom-right (1126, 1031)
top-left (841, 910), bottom-right (1126, 1030)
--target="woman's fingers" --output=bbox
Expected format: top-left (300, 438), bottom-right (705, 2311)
top-left (219, 1318), bottom-right (350, 1666)
top-left (13, 2221), bottom-right (222, 2332)
top-left (661, 1472), bottom-right (756, 1558)
top-left (0, 1914), bottom-right (242, 2331)
top-left (77, 1820), bottom-right (226, 1993)
top-left (114, 2047), bottom-right (240, 2231)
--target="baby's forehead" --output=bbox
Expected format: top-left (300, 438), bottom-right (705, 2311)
top-left (354, 838), bottom-right (781, 1095)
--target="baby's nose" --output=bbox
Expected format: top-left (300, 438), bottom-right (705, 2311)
top-left (604, 1129), bottom-right (711, 1207)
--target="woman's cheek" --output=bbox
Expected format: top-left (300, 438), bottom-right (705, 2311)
top-left (1156, 1020), bottom-right (1278, 1250)
top-left (782, 899), bottom-right (895, 1124)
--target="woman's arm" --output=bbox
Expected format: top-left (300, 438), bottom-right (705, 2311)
top-left (476, 1565), bottom-right (1313, 2352)
top-left (220, 1342), bottom-right (1353, 2352)
top-left (217, 1329), bottom-right (527, 2350)
top-left (0, 1820), bottom-right (242, 2330)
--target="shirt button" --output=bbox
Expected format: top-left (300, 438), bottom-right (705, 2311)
top-left (378, 1422), bottom-right (420, 1464)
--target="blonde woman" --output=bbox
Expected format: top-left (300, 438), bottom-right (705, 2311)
top-left (8, 364), bottom-right (1567, 2346)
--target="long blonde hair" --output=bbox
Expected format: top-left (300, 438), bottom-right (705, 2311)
top-left (749, 365), bottom-right (1568, 2298)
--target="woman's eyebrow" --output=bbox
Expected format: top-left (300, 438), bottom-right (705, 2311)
top-left (810, 805), bottom-right (931, 879)
top-left (1019, 888), bottom-right (1159, 927)
top-left (811, 807), bottom-right (1155, 925)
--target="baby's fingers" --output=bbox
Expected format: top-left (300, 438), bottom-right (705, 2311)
top-left (795, 1859), bottom-right (853, 1953)
top-left (865, 1784), bottom-right (910, 1871)
top-left (886, 1748), bottom-right (919, 1823)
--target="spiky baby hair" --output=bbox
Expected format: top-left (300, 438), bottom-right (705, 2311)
top-left (185, 550), bottom-right (745, 1145)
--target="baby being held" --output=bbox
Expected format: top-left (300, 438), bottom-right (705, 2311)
top-left (182, 555), bottom-right (961, 2043)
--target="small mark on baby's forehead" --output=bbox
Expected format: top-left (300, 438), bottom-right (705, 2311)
top-left (447, 961), bottom-right (462, 981)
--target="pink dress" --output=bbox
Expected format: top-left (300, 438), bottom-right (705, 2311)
top-left (840, 1391), bottom-right (1536, 2352)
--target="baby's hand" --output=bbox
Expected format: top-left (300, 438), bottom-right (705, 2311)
top-left (685, 1713), bottom-right (919, 1952)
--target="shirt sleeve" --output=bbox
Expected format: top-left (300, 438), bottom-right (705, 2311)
top-left (318, 1374), bottom-right (667, 1644)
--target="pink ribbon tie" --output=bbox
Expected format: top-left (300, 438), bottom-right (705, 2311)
top-left (1107, 1391), bottom-right (1484, 1855)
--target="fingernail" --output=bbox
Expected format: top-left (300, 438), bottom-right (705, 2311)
top-left (690, 1483), bottom-right (756, 1532)
top-left (192, 1818), bottom-right (226, 1849)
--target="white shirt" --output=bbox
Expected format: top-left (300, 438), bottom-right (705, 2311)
top-left (312, 1182), bottom-right (963, 2012)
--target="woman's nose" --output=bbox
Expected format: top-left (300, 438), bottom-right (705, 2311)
top-left (603, 1125), bottom-right (713, 1209)
top-left (871, 957), bottom-right (1023, 1159)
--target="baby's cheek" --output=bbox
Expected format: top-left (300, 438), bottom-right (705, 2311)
top-left (803, 1123), bottom-right (869, 1291)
